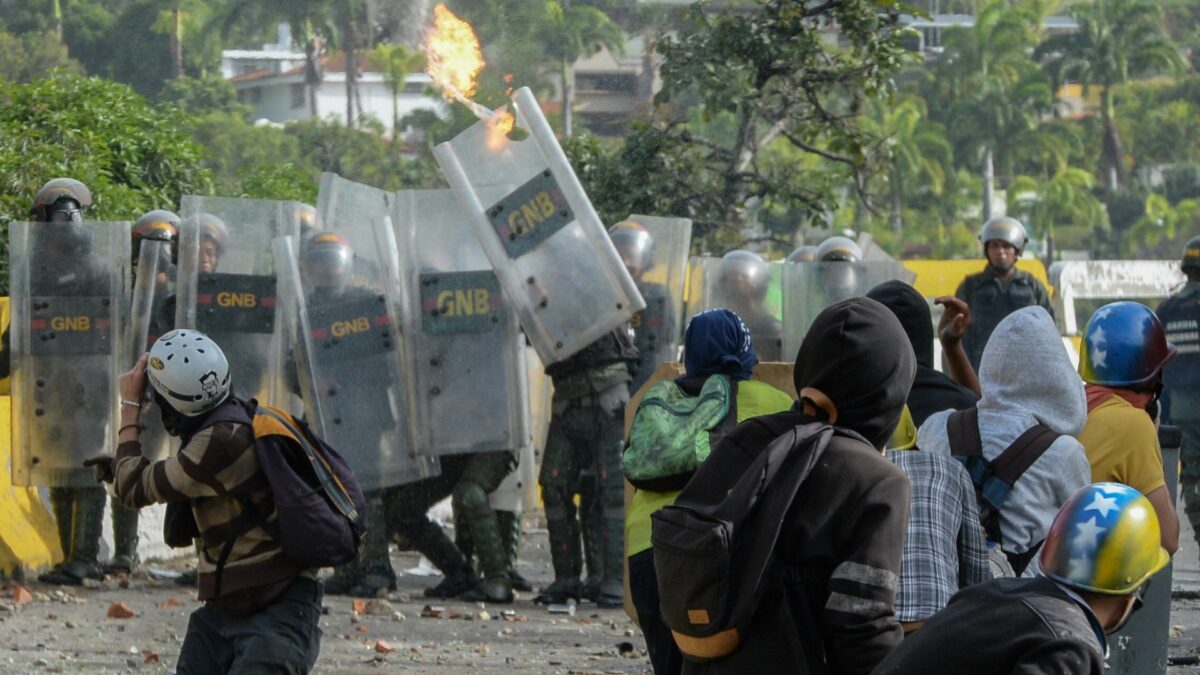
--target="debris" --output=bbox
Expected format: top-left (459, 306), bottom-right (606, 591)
top-left (351, 599), bottom-right (367, 615)
top-left (1169, 655), bottom-right (1200, 666)
top-left (349, 614), bottom-right (360, 624)
top-left (501, 628), bottom-right (514, 636)
top-left (624, 629), bottom-right (635, 637)
top-left (617, 641), bottom-right (636, 655)
top-left (159, 597), bottom-right (182, 609)
top-left (356, 625), bottom-right (369, 633)
top-left (64, 621), bottom-right (75, 629)
top-left (363, 599), bottom-right (393, 616)
top-left (106, 602), bottom-right (136, 619)
top-left (81, 579), bottom-right (102, 590)
top-left (471, 611), bottom-right (491, 621)
top-left (392, 611), bottom-right (407, 622)
top-left (145, 567), bottom-right (183, 580)
top-left (421, 605), bottom-right (446, 619)
top-left (11, 586), bottom-right (32, 605)
top-left (548, 599), bottom-right (577, 616)
top-left (117, 578), bottom-right (131, 589)
top-left (374, 640), bottom-right (395, 654)
top-left (142, 650), bottom-right (159, 664)
top-left (474, 644), bottom-right (491, 656)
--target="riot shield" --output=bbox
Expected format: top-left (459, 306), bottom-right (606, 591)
top-left (618, 215), bottom-right (692, 390)
top-left (316, 172), bottom-right (390, 291)
top-left (274, 234), bottom-right (436, 491)
top-left (682, 256), bottom-right (786, 362)
top-left (10, 221), bottom-right (128, 486)
top-left (432, 87), bottom-right (645, 365)
top-left (177, 196), bottom-right (297, 407)
top-left (128, 239), bottom-right (175, 461)
top-left (781, 260), bottom-right (914, 360)
top-left (393, 189), bottom-right (532, 458)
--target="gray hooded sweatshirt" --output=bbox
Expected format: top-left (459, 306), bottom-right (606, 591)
top-left (916, 306), bottom-right (1091, 558)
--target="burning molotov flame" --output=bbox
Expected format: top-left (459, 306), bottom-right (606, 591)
top-left (423, 4), bottom-right (483, 103)
top-left (423, 3), bottom-right (515, 144)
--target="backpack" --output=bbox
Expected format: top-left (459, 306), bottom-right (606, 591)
top-left (651, 421), bottom-right (858, 663)
top-left (946, 407), bottom-right (1061, 575)
top-left (164, 400), bottom-right (368, 596)
top-left (623, 375), bottom-right (737, 491)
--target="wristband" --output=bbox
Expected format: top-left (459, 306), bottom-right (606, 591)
top-left (119, 423), bottom-right (141, 434)
top-left (120, 399), bottom-right (142, 409)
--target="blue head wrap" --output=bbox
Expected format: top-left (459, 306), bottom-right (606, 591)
top-left (681, 308), bottom-right (758, 381)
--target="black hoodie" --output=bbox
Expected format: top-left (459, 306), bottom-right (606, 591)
top-left (866, 280), bottom-right (979, 427)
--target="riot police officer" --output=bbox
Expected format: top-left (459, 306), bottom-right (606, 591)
top-left (784, 245), bottom-right (818, 263)
top-left (815, 236), bottom-right (863, 304)
top-left (954, 217), bottom-right (1053, 370)
top-left (1159, 235), bottom-right (1200, 546)
top-left (106, 209), bottom-right (181, 575)
top-left (610, 221), bottom-right (673, 392)
top-left (537, 328), bottom-right (638, 607)
top-left (714, 250), bottom-right (782, 361)
top-left (10, 179), bottom-right (109, 585)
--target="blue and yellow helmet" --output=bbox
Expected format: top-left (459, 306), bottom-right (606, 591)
top-left (1078, 301), bottom-right (1175, 388)
top-left (1039, 483), bottom-right (1169, 595)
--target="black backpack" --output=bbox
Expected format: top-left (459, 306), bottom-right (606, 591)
top-left (651, 421), bottom-right (860, 663)
top-left (946, 407), bottom-right (1061, 574)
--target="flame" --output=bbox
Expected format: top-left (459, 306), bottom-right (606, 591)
top-left (423, 4), bottom-right (484, 104)
top-left (490, 111), bottom-right (515, 135)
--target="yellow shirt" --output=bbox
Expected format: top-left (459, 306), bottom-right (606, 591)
top-left (625, 379), bottom-right (795, 557)
top-left (1078, 395), bottom-right (1166, 496)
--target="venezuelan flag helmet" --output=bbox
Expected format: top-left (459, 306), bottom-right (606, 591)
top-left (1039, 483), bottom-right (1169, 595)
top-left (1079, 301), bottom-right (1175, 387)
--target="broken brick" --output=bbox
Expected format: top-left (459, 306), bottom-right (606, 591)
top-left (374, 640), bottom-right (395, 654)
top-left (106, 602), bottom-right (136, 619)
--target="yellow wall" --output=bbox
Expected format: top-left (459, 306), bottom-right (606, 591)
top-left (902, 259), bottom-right (1052, 299)
top-left (0, 297), bottom-right (65, 577)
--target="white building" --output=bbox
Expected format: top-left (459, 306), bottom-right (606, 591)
top-left (224, 49), bottom-right (445, 137)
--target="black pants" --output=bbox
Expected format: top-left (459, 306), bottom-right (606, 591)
top-left (177, 577), bottom-right (323, 674)
top-left (629, 549), bottom-right (683, 675)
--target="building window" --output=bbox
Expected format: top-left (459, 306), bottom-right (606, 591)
top-left (239, 64), bottom-right (258, 75)
top-left (291, 83), bottom-right (305, 109)
top-left (575, 72), bottom-right (637, 93)
top-left (403, 80), bottom-right (427, 94)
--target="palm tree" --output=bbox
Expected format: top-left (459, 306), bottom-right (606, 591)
top-left (865, 96), bottom-right (953, 233)
top-left (935, 0), bottom-right (1052, 220)
top-left (214, 0), bottom-right (337, 117)
top-left (373, 43), bottom-right (424, 135)
top-left (539, 1), bottom-right (624, 138)
top-left (1008, 166), bottom-right (1106, 261)
top-left (1035, 0), bottom-right (1183, 192)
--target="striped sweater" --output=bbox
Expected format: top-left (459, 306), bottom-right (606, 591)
top-left (114, 408), bottom-right (304, 609)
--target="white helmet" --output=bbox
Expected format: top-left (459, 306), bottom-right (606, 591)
top-left (146, 329), bottom-right (231, 416)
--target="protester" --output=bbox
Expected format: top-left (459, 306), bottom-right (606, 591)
top-left (1077, 301), bottom-right (1180, 555)
top-left (917, 306), bottom-right (1091, 575)
top-left (101, 332), bottom-right (322, 673)
top-left (874, 482), bottom-right (1169, 675)
top-left (866, 280), bottom-right (979, 426)
top-left (624, 309), bottom-right (793, 674)
top-left (664, 297), bottom-right (915, 674)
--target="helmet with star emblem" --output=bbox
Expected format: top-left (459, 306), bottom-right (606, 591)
top-left (1078, 301), bottom-right (1175, 388)
top-left (1039, 483), bottom-right (1169, 595)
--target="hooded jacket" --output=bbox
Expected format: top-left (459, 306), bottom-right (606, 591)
top-left (866, 281), bottom-right (980, 427)
top-left (683, 298), bottom-right (915, 675)
top-left (916, 306), bottom-right (1091, 558)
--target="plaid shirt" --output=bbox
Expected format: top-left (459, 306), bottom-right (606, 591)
top-left (886, 449), bottom-right (991, 622)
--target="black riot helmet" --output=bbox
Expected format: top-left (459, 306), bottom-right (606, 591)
top-left (609, 220), bottom-right (655, 280)
top-left (816, 236), bottom-right (863, 263)
top-left (301, 231), bottom-right (355, 295)
top-left (30, 178), bottom-right (92, 224)
top-left (717, 250), bottom-right (771, 304)
top-left (785, 246), bottom-right (819, 263)
top-left (132, 209), bottom-right (180, 267)
top-left (1182, 236), bottom-right (1200, 276)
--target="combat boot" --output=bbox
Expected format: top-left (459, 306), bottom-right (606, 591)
top-left (579, 481), bottom-right (605, 602)
top-left (456, 483), bottom-right (514, 604)
top-left (538, 485), bottom-right (583, 604)
top-left (497, 510), bottom-right (533, 592)
top-left (105, 497), bottom-right (139, 575)
top-left (40, 489), bottom-right (104, 585)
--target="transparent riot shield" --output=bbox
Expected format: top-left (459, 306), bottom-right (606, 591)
top-left (10, 221), bottom-right (129, 486)
top-left (177, 196), bottom-right (298, 407)
top-left (618, 215), bottom-right (692, 390)
top-left (274, 235), bottom-right (436, 491)
top-left (432, 87), bottom-right (645, 365)
top-left (128, 239), bottom-right (175, 461)
top-left (393, 189), bottom-right (532, 457)
top-left (781, 260), bottom-right (914, 359)
top-left (682, 256), bottom-right (786, 362)
top-left (316, 172), bottom-right (391, 291)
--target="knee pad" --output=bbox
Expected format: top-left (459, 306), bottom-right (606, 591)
top-left (453, 480), bottom-right (490, 513)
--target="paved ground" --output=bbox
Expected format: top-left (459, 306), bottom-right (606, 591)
top-left (6, 494), bottom-right (1200, 673)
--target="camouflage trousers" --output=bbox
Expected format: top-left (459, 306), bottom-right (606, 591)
top-left (538, 394), bottom-right (626, 586)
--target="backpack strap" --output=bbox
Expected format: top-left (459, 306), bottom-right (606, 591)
top-left (255, 407), bottom-right (360, 524)
top-left (212, 497), bottom-right (272, 599)
top-left (946, 407), bottom-right (982, 457)
top-left (707, 376), bottom-right (740, 446)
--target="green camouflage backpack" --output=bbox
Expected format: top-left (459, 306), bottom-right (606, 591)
top-left (623, 375), bottom-right (737, 491)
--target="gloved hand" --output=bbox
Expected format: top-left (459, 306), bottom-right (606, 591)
top-left (83, 455), bottom-right (115, 484)
top-left (597, 383), bottom-right (630, 418)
